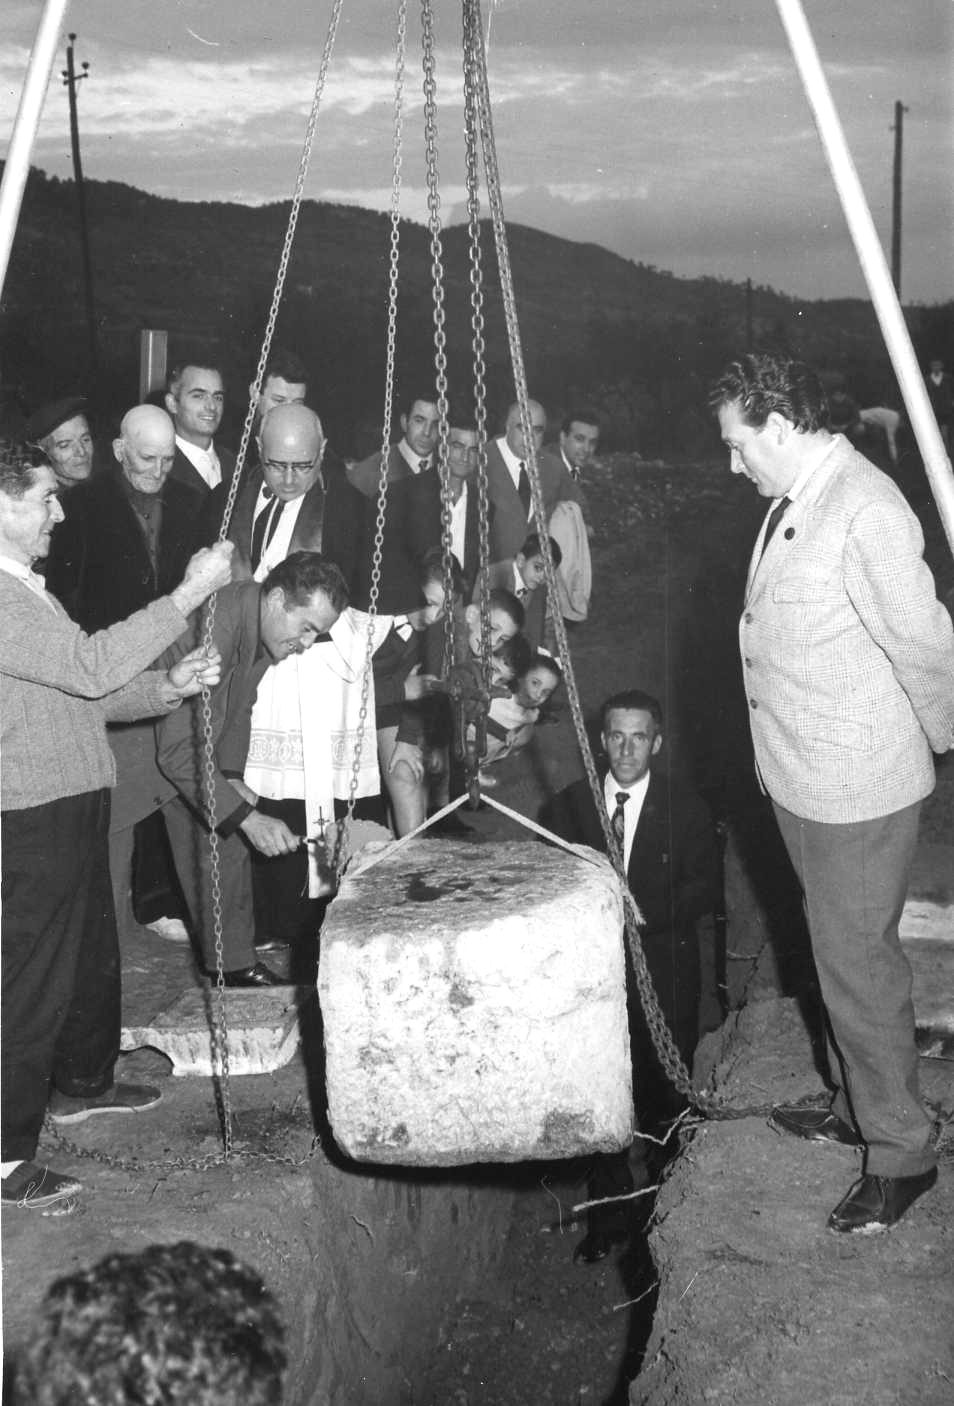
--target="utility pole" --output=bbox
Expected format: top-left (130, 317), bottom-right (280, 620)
top-left (890, 100), bottom-right (908, 299)
top-left (62, 32), bottom-right (98, 376)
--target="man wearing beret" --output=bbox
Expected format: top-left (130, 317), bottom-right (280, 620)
top-left (25, 396), bottom-right (94, 491)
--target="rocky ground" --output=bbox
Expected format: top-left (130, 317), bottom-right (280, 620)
top-left (3, 435), bottom-right (952, 1403)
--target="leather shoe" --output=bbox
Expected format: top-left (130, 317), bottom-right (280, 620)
top-left (219, 962), bottom-right (291, 988)
top-left (572, 1227), bottom-right (629, 1264)
top-left (768, 1104), bottom-right (862, 1147)
top-left (828, 1166), bottom-right (938, 1234)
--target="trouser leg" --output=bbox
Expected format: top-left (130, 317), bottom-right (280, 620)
top-left (1, 791), bottom-right (116, 1160)
top-left (773, 800), bottom-right (934, 1178)
top-left (163, 796), bottom-right (256, 972)
top-left (109, 821), bottom-right (136, 939)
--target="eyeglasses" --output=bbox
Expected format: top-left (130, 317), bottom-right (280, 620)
top-left (262, 459), bottom-right (318, 475)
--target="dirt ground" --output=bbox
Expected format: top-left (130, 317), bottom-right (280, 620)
top-left (3, 435), bottom-right (952, 1403)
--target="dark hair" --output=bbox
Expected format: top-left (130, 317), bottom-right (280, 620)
top-left (518, 533), bottom-right (563, 568)
top-left (560, 408), bottom-right (600, 435)
top-left (262, 349), bottom-right (309, 388)
top-left (166, 361), bottom-right (223, 397)
top-left (600, 688), bottom-right (663, 731)
top-left (0, 441), bottom-right (43, 498)
top-left (446, 394), bottom-right (477, 430)
top-left (493, 632), bottom-right (533, 677)
top-left (263, 550), bottom-right (349, 611)
top-left (400, 390), bottom-right (439, 423)
top-left (519, 650), bottom-right (562, 684)
top-left (708, 352), bottom-right (828, 433)
top-left (13, 1241), bottom-right (285, 1406)
top-left (420, 547), bottom-right (464, 599)
top-left (487, 586), bottom-right (524, 630)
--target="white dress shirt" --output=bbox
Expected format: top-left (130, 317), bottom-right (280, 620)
top-left (251, 489), bottom-right (308, 582)
top-left (175, 435), bottom-right (221, 490)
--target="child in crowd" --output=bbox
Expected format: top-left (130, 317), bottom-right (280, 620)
top-left (483, 650), bottom-right (563, 769)
top-left (483, 533), bottom-right (562, 651)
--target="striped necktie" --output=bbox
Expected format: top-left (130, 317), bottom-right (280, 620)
top-left (611, 790), bottom-right (628, 851)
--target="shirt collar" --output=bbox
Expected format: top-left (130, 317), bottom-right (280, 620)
top-left (397, 438), bottom-right (430, 474)
top-left (604, 769), bottom-right (651, 805)
top-left (496, 436), bottom-right (524, 475)
top-left (779, 434), bottom-right (838, 506)
top-left (175, 435), bottom-right (217, 469)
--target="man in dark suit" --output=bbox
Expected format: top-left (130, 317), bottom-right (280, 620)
top-left (544, 688), bottom-right (718, 1262)
top-left (226, 403), bottom-right (365, 598)
top-left (164, 360), bottom-right (236, 501)
top-left (158, 554), bottom-right (348, 985)
top-left (44, 405), bottom-right (205, 940)
top-left (485, 399), bottom-right (582, 562)
top-left (347, 391), bottom-right (443, 612)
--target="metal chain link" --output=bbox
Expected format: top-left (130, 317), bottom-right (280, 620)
top-left (331, 0), bottom-right (409, 880)
top-left (462, 1), bottom-right (494, 723)
top-left (465, 0), bottom-right (714, 1112)
top-left (420, 0), bottom-right (454, 689)
top-left (70, 2), bottom-right (347, 1177)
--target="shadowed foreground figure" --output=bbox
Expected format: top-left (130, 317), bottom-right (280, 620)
top-left (711, 350), bottom-right (954, 1234)
top-left (12, 1241), bottom-right (286, 1405)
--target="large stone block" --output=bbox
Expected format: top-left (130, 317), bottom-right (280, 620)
top-left (318, 839), bottom-right (633, 1166)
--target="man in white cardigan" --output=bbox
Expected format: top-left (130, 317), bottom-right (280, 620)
top-left (710, 351), bottom-right (954, 1235)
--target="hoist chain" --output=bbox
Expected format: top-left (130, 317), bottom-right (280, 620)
top-left (462, 1), bottom-right (494, 756)
top-left (420, 0), bottom-right (457, 707)
top-left (74, 0), bottom-right (346, 1177)
top-left (465, 0), bottom-right (702, 1111)
top-left (334, 0), bottom-right (409, 880)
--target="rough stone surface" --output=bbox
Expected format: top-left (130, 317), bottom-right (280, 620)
top-left (318, 839), bottom-right (633, 1165)
top-left (121, 986), bottom-right (307, 1076)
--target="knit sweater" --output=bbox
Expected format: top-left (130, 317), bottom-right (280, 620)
top-left (0, 569), bottom-right (189, 811)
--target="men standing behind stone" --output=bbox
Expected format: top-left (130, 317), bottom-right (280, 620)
top-left (0, 443), bottom-right (232, 1210)
top-left (165, 359), bottom-right (236, 500)
top-left (348, 391), bottom-right (442, 611)
top-left (43, 405), bottom-right (203, 941)
top-left (711, 350), bottom-right (954, 1233)
top-left (157, 553), bottom-right (349, 987)
top-left (227, 403), bottom-right (365, 597)
top-left (485, 399), bottom-right (582, 563)
top-left (24, 396), bottom-right (94, 492)
top-left (443, 408), bottom-right (483, 598)
top-left (543, 690), bottom-right (718, 1262)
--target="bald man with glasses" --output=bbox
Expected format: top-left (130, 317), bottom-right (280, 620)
top-left (224, 403), bottom-right (364, 595)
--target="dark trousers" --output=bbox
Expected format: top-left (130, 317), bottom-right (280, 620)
top-left (589, 924), bottom-right (701, 1233)
top-left (773, 799), bottom-right (934, 1179)
top-left (1, 790), bottom-right (121, 1161)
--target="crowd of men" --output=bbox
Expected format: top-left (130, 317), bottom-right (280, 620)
top-left (2, 347), bottom-right (952, 1268)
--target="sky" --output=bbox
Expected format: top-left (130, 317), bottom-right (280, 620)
top-left (2, 0), bottom-right (952, 303)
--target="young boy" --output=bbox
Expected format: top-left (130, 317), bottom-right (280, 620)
top-left (483, 533), bottom-right (562, 651)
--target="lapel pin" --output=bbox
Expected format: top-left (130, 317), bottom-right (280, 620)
top-left (784, 526), bottom-right (795, 539)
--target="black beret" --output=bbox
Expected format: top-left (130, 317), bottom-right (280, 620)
top-left (24, 396), bottom-right (89, 444)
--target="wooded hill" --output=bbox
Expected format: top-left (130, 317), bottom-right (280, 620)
top-left (1, 165), bottom-right (950, 456)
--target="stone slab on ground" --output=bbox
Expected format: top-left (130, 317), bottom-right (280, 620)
top-left (318, 838), bottom-right (633, 1166)
top-left (121, 984), bottom-right (310, 1077)
top-left (634, 996), bottom-right (954, 1406)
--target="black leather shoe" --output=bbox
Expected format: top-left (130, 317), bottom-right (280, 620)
top-left (828, 1166), bottom-right (938, 1233)
top-left (572, 1227), bottom-right (628, 1264)
top-left (768, 1104), bottom-right (862, 1147)
top-left (219, 962), bottom-right (291, 988)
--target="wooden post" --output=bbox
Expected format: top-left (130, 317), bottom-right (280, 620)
top-left (0, 0), bottom-right (71, 297)
top-left (139, 330), bottom-right (168, 402)
top-left (774, 0), bottom-right (954, 556)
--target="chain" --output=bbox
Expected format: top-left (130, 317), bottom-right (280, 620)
top-left (466, 0), bottom-right (699, 1108)
top-left (462, 2), bottom-right (493, 727)
top-left (419, 0), bottom-right (454, 689)
top-left (332, 0), bottom-right (409, 880)
top-left (42, 1119), bottom-right (322, 1175)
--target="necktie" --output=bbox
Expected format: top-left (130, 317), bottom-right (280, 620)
top-left (611, 790), bottom-right (629, 851)
top-left (419, 458), bottom-right (429, 473)
top-left (517, 462), bottom-right (532, 515)
top-left (250, 491), bottom-right (279, 571)
top-left (759, 496), bottom-right (791, 561)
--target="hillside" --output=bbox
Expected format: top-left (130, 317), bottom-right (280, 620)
top-left (1, 166), bottom-right (949, 454)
